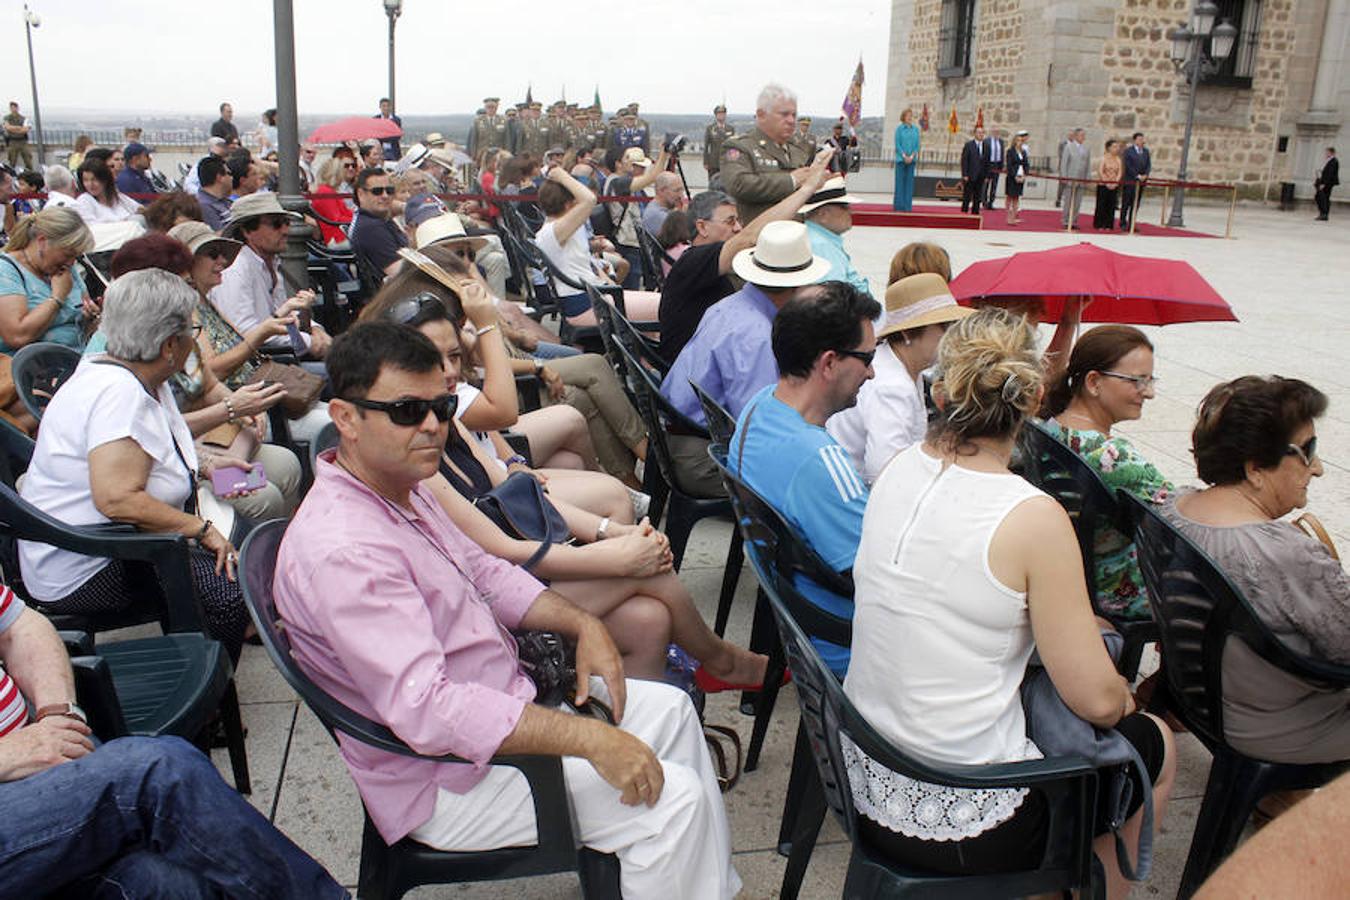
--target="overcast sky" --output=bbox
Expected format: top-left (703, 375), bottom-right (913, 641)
top-left (1, 0), bottom-right (893, 120)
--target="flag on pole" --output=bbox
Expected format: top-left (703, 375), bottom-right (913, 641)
top-left (920, 103), bottom-right (930, 132)
top-left (947, 104), bottom-right (959, 134)
top-left (975, 106), bottom-right (984, 129)
top-left (841, 59), bottom-right (865, 127)
top-left (593, 85), bottom-right (601, 113)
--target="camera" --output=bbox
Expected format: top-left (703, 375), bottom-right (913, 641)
top-left (663, 132), bottom-right (688, 155)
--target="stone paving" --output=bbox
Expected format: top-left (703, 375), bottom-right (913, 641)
top-left (207, 195), bottom-right (1349, 898)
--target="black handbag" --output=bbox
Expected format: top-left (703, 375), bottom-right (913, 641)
top-left (473, 472), bottom-right (570, 571)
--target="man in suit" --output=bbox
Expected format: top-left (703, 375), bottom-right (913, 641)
top-left (1054, 129), bottom-right (1073, 206)
top-left (1120, 132), bottom-right (1151, 232)
top-left (1059, 127), bottom-right (1091, 228)
top-left (960, 126), bottom-right (986, 214)
top-left (981, 127), bottom-right (1005, 210)
top-left (1315, 147), bottom-right (1339, 221)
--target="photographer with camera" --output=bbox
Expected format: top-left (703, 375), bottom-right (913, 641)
top-left (601, 146), bottom-right (670, 290)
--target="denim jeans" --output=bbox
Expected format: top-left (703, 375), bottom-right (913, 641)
top-left (0, 736), bottom-right (347, 900)
top-left (533, 341), bottom-right (583, 360)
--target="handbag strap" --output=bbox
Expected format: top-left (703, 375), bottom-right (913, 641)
top-left (1294, 512), bottom-right (1339, 560)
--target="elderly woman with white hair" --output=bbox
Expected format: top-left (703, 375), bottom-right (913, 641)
top-left (19, 268), bottom-right (249, 661)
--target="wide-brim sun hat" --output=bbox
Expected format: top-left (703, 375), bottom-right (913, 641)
top-left (222, 193), bottom-right (301, 238)
top-left (414, 213), bottom-right (489, 252)
top-left (877, 272), bottom-right (974, 339)
top-left (730, 220), bottom-right (832, 289)
top-left (167, 221), bottom-right (243, 265)
top-left (798, 176), bottom-right (862, 215)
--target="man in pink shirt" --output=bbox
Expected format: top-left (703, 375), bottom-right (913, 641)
top-left (274, 322), bottom-right (740, 899)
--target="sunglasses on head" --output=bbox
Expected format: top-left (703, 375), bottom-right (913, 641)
top-left (348, 393), bottom-right (458, 427)
top-left (365, 185), bottom-right (395, 196)
top-left (386, 291), bottom-right (448, 326)
top-left (1286, 436), bottom-right (1318, 467)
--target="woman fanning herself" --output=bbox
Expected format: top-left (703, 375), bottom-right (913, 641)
top-left (401, 303), bottom-right (767, 684)
top-left (843, 308), bottom-right (1174, 898)
top-left (1041, 325), bottom-right (1172, 621)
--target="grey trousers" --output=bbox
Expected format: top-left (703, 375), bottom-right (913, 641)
top-left (667, 434), bottom-right (726, 499)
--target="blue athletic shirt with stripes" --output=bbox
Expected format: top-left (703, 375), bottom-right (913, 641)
top-left (730, 384), bottom-right (867, 675)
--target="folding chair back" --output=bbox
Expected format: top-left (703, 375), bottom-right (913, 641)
top-left (10, 342), bottom-right (82, 422)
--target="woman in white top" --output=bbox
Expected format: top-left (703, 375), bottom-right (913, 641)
top-left (827, 272), bottom-right (973, 484)
top-left (533, 166), bottom-right (661, 327)
top-left (843, 307), bottom-right (1174, 897)
top-left (73, 159), bottom-right (141, 225)
top-left (18, 269), bottom-right (249, 661)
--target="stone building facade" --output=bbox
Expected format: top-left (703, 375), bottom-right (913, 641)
top-left (884, 0), bottom-right (1349, 201)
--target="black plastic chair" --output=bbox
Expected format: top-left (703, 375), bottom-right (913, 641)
top-left (585, 284), bottom-right (628, 391)
top-left (1019, 420), bottom-right (1157, 680)
top-left (10, 341), bottom-right (82, 423)
top-left (610, 341), bottom-right (739, 576)
top-left (689, 380), bottom-right (736, 448)
top-left (634, 227), bottom-right (672, 292)
top-left (238, 520), bottom-right (621, 900)
top-left (308, 421), bottom-right (339, 473)
top-left (66, 629), bottom-right (251, 793)
top-left (604, 294), bottom-right (667, 380)
top-left (1123, 493), bottom-right (1350, 897)
top-left (750, 542), bottom-right (1100, 900)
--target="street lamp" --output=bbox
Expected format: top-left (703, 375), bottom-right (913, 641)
top-left (383, 0), bottom-right (402, 114)
top-left (23, 4), bottom-right (45, 166)
top-left (1165, 0), bottom-right (1237, 227)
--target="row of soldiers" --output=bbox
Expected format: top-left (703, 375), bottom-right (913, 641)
top-left (467, 96), bottom-right (654, 161)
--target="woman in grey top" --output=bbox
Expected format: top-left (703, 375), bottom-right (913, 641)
top-left (1161, 375), bottom-right (1349, 764)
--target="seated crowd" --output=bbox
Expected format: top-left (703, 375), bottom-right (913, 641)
top-left (0, 89), bottom-right (1344, 899)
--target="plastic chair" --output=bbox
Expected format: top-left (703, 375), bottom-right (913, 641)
top-left (308, 421), bottom-right (339, 473)
top-left (1018, 420), bottom-right (1157, 679)
top-left (688, 379), bottom-right (736, 448)
top-left (10, 341), bottom-right (82, 423)
top-left (1123, 493), bottom-right (1350, 897)
top-left (750, 542), bottom-right (1101, 900)
top-left (66, 629), bottom-right (251, 794)
top-left (634, 226), bottom-right (673, 291)
top-left (238, 520), bottom-right (621, 900)
top-left (604, 294), bottom-right (667, 380)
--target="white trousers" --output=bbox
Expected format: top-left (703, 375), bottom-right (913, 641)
top-left (409, 679), bottom-right (741, 900)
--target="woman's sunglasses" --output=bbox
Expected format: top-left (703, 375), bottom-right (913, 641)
top-left (1285, 436), bottom-right (1318, 467)
top-left (386, 291), bottom-right (449, 326)
top-left (348, 393), bottom-right (458, 427)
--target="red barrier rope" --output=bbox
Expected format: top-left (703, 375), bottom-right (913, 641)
top-left (1032, 172), bottom-right (1235, 191)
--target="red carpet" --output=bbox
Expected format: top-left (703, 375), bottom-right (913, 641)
top-left (851, 203), bottom-right (1213, 238)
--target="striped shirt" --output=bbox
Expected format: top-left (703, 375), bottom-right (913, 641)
top-left (0, 586), bottom-right (29, 737)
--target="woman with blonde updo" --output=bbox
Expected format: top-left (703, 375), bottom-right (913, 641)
top-left (843, 307), bottom-right (1174, 896)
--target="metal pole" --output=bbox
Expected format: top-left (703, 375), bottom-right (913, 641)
top-left (273, 0), bottom-right (309, 293)
top-left (1225, 183), bottom-right (1237, 238)
top-left (386, 12), bottom-right (397, 114)
top-left (24, 7), bottom-right (45, 167)
top-left (1168, 41), bottom-right (1204, 228)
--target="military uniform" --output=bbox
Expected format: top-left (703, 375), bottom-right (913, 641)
top-left (791, 125), bottom-right (817, 157)
top-left (468, 114), bottom-right (509, 158)
top-left (703, 121), bottom-right (736, 174)
top-left (720, 126), bottom-right (813, 224)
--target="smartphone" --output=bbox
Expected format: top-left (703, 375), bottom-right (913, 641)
top-left (211, 464), bottom-right (267, 497)
top-left (285, 321), bottom-right (307, 355)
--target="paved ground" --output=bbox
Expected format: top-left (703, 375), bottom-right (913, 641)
top-left (207, 194), bottom-right (1348, 897)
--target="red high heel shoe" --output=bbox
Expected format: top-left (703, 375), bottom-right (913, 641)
top-left (693, 666), bottom-right (792, 694)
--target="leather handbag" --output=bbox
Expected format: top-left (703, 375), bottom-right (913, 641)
top-left (1294, 512), bottom-right (1339, 560)
top-left (246, 359), bottom-right (324, 419)
top-left (473, 471), bottom-right (569, 571)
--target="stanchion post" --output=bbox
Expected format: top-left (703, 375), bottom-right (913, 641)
top-left (1225, 184), bottom-right (1237, 239)
top-left (1129, 181), bottom-right (1141, 235)
top-left (1064, 180), bottom-right (1075, 232)
top-left (1160, 185), bottom-right (1170, 227)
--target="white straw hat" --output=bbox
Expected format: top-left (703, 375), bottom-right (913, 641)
top-left (730, 221), bottom-right (832, 288)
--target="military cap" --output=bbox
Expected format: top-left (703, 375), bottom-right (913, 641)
top-left (483, 96), bottom-right (500, 103)
top-left (714, 104), bottom-right (727, 112)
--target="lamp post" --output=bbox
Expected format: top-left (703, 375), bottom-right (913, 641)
top-left (272, 0), bottom-right (309, 294)
top-left (1166, 0), bottom-right (1237, 227)
top-left (23, 4), bottom-right (45, 166)
top-left (384, 0), bottom-right (402, 114)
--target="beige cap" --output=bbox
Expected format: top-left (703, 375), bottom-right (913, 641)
top-left (167, 221), bottom-right (242, 263)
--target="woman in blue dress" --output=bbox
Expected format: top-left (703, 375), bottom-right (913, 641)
top-left (893, 108), bottom-right (921, 211)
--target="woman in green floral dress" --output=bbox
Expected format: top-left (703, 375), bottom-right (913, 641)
top-left (1041, 325), bottom-right (1173, 620)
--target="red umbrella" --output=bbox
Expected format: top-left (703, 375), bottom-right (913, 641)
top-left (307, 117), bottom-right (403, 144)
top-left (949, 242), bottom-right (1237, 325)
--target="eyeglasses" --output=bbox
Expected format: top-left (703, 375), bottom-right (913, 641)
top-left (183, 323), bottom-right (203, 338)
top-left (348, 393), bottom-right (458, 427)
top-left (386, 291), bottom-right (448, 326)
top-left (341, 162), bottom-right (357, 169)
top-left (835, 348), bottom-right (876, 367)
top-left (709, 214), bottom-right (739, 227)
top-left (1099, 371), bottom-right (1158, 391)
top-left (203, 246), bottom-right (233, 261)
top-left (1285, 436), bottom-right (1318, 467)
top-left (364, 185), bottom-right (395, 196)
top-left (261, 215), bottom-right (291, 230)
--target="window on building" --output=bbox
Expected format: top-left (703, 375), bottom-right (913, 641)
top-left (1202, 0), bottom-right (1261, 87)
top-left (937, 0), bottom-right (976, 78)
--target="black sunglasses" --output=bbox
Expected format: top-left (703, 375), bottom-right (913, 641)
top-left (348, 393), bottom-right (458, 427)
top-left (835, 348), bottom-right (876, 367)
top-left (1285, 436), bottom-right (1318, 467)
top-left (386, 292), bottom-right (448, 326)
top-left (365, 185), bottom-right (395, 196)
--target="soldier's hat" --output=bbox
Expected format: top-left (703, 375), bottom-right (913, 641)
top-left (529, 101), bottom-right (543, 109)
top-left (483, 96), bottom-right (500, 103)
top-left (800, 116), bottom-right (813, 124)
top-left (628, 101), bottom-right (640, 108)
top-left (515, 101), bottom-right (528, 109)
top-left (714, 104), bottom-right (727, 113)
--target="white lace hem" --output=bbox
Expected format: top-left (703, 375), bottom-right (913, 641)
top-left (841, 734), bottom-right (1030, 841)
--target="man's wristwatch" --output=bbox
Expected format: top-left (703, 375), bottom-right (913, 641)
top-left (532, 358), bottom-right (544, 376)
top-left (36, 702), bottom-right (87, 724)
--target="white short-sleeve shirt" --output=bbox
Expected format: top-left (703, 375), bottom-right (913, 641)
top-left (19, 359), bottom-right (199, 601)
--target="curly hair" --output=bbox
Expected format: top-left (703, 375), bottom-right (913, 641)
top-left (929, 306), bottom-right (1042, 450)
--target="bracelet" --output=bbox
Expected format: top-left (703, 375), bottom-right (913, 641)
top-left (475, 323), bottom-right (498, 337)
top-left (532, 358), bottom-right (544, 375)
top-left (596, 516), bottom-right (611, 540)
top-left (223, 397), bottom-right (237, 423)
top-left (35, 702), bottom-right (87, 724)
top-left (195, 519), bottom-right (212, 543)
top-left (505, 454), bottom-right (529, 468)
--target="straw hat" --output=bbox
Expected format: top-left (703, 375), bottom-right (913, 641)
top-left (621, 147), bottom-right (653, 168)
top-left (414, 213), bottom-right (489, 252)
top-left (798, 176), bottom-right (862, 215)
top-left (222, 193), bottom-right (301, 238)
top-left (167, 221), bottom-right (242, 264)
top-left (730, 221), bottom-right (831, 288)
top-left (877, 273), bottom-right (974, 339)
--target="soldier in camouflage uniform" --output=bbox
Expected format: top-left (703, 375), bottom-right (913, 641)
top-left (703, 104), bottom-right (736, 177)
top-left (467, 97), bottom-right (509, 159)
top-left (720, 84), bottom-right (817, 224)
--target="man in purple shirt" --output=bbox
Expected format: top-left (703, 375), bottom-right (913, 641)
top-left (658, 219), bottom-right (830, 497)
top-left (275, 322), bottom-right (740, 899)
